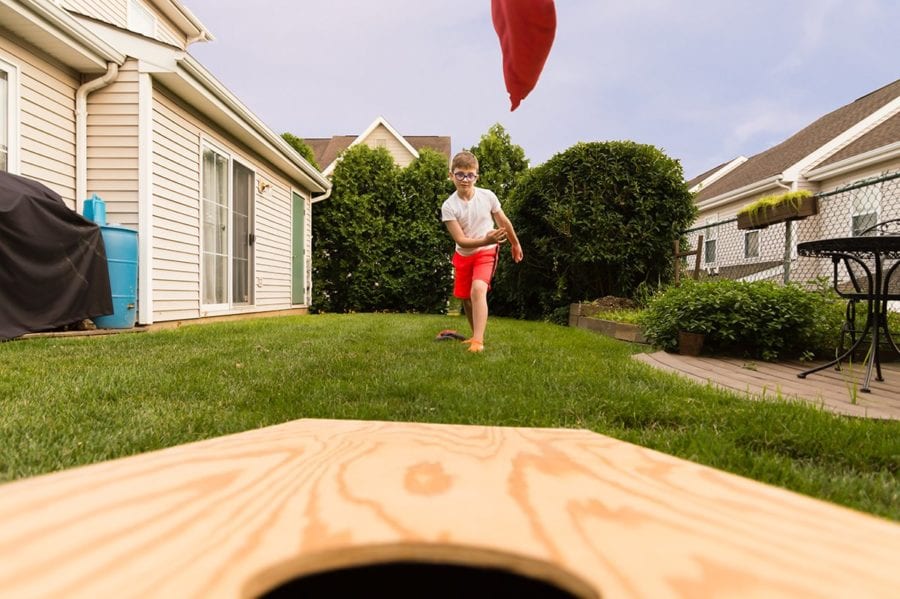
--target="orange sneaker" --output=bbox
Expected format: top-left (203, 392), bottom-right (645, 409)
top-left (467, 340), bottom-right (484, 353)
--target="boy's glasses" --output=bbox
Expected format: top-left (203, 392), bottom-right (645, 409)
top-left (453, 172), bottom-right (479, 181)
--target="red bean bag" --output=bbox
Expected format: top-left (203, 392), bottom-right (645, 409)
top-left (491, 0), bottom-right (557, 110)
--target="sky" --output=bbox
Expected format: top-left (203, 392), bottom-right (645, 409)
top-left (181, 0), bottom-right (900, 180)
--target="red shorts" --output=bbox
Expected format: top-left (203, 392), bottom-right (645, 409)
top-left (452, 248), bottom-right (499, 299)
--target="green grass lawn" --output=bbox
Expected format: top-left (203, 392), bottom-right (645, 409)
top-left (2, 313), bottom-right (898, 521)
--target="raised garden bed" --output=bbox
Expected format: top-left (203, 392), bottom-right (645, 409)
top-left (569, 300), bottom-right (648, 344)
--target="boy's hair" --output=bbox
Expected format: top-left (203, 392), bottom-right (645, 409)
top-left (450, 151), bottom-right (479, 172)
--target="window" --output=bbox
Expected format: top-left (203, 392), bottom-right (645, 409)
top-left (201, 145), bottom-right (255, 308)
top-left (0, 58), bottom-right (19, 173)
top-left (201, 148), bottom-right (229, 305)
top-left (128, 0), bottom-right (156, 37)
top-left (851, 186), bottom-right (880, 236)
top-left (744, 230), bottom-right (759, 259)
top-left (703, 221), bottom-right (717, 264)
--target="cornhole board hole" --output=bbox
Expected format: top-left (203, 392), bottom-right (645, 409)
top-left (1, 419), bottom-right (899, 598)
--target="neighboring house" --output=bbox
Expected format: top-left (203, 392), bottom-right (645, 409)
top-left (0, 0), bottom-right (330, 326)
top-left (693, 78), bottom-right (900, 221)
top-left (304, 116), bottom-right (451, 177)
top-left (688, 78), bottom-right (900, 279)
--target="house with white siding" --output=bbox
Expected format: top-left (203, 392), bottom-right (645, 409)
top-left (692, 79), bottom-right (900, 225)
top-left (687, 79), bottom-right (900, 280)
top-left (0, 0), bottom-right (330, 326)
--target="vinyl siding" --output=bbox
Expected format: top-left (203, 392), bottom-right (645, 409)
top-left (254, 179), bottom-right (293, 308)
top-left (60, 0), bottom-right (187, 49)
top-left (0, 37), bottom-right (78, 206)
top-left (361, 123), bottom-right (417, 167)
top-left (151, 85), bottom-right (303, 322)
top-left (152, 89), bottom-right (201, 321)
top-left (154, 15), bottom-right (186, 49)
top-left (87, 59), bottom-right (139, 227)
top-left (60, 0), bottom-right (126, 28)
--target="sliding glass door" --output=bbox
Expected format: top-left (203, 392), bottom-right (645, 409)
top-left (201, 145), bottom-right (254, 308)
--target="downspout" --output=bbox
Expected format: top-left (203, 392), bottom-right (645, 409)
top-left (75, 62), bottom-right (119, 214)
top-left (307, 186), bottom-right (332, 303)
top-left (773, 177), bottom-right (795, 284)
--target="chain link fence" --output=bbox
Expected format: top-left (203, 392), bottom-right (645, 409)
top-left (680, 171), bottom-right (900, 290)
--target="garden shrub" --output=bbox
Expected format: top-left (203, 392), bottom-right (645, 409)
top-left (490, 141), bottom-right (696, 322)
top-left (639, 279), bottom-right (845, 361)
top-left (311, 146), bottom-right (454, 313)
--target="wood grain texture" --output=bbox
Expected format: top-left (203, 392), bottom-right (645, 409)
top-left (1, 418), bottom-right (899, 598)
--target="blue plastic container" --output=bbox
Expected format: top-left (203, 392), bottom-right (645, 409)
top-left (93, 224), bottom-right (138, 329)
top-left (83, 194), bottom-right (107, 226)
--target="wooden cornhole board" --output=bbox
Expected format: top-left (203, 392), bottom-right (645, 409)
top-left (1, 418), bottom-right (899, 598)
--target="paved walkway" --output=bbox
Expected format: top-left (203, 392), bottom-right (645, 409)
top-left (634, 351), bottom-right (900, 420)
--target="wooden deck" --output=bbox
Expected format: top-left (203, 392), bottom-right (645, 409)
top-left (634, 351), bottom-right (900, 420)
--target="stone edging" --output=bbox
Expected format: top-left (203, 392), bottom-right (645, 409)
top-left (568, 303), bottom-right (648, 344)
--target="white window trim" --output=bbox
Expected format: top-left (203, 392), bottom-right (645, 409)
top-left (743, 230), bottom-right (760, 260)
top-left (200, 140), bottom-right (232, 312)
top-left (703, 216), bottom-right (718, 265)
top-left (0, 56), bottom-right (20, 174)
top-left (850, 186), bottom-right (881, 237)
top-left (199, 138), bottom-right (259, 313)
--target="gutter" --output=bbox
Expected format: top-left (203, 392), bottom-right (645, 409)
top-left (75, 62), bottom-right (119, 213)
top-left (804, 141), bottom-right (900, 182)
top-left (312, 187), bottom-right (332, 204)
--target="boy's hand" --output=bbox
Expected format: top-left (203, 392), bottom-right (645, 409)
top-left (511, 243), bottom-right (524, 263)
top-left (485, 228), bottom-right (508, 244)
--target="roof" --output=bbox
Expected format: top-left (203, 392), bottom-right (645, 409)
top-left (695, 78), bottom-right (900, 203)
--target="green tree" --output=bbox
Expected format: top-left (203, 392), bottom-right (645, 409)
top-left (311, 145), bottom-right (454, 313)
top-left (491, 141), bottom-right (697, 322)
top-left (281, 132), bottom-right (319, 170)
top-left (466, 123), bottom-right (529, 200)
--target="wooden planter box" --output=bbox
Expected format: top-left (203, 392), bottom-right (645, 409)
top-left (736, 196), bottom-right (818, 230)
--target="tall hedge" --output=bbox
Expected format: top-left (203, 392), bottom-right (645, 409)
top-left (311, 145), bottom-right (454, 313)
top-left (491, 141), bottom-right (696, 321)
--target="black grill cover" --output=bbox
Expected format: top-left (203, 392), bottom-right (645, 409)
top-left (0, 172), bottom-right (112, 340)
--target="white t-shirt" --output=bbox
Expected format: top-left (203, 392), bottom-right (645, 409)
top-left (441, 187), bottom-right (502, 256)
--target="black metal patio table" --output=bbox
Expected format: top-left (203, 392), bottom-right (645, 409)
top-left (797, 235), bottom-right (900, 392)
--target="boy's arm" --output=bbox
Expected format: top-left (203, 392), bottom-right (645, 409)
top-left (492, 210), bottom-right (524, 263)
top-left (444, 220), bottom-right (508, 249)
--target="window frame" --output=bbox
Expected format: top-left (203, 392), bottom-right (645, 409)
top-left (743, 230), bottom-right (760, 260)
top-left (0, 56), bottom-right (20, 174)
top-left (199, 140), bottom-right (257, 311)
top-left (850, 185), bottom-right (881, 237)
top-left (703, 217), bottom-right (717, 265)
